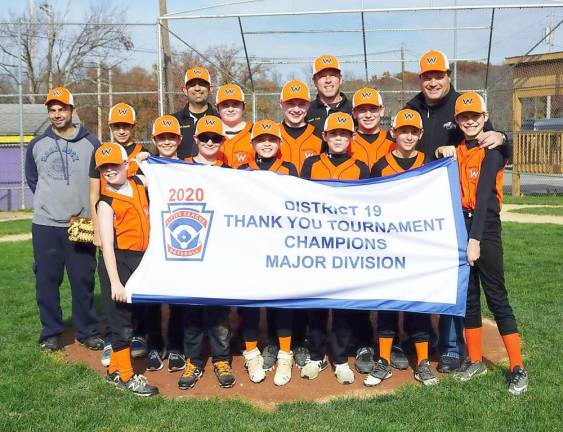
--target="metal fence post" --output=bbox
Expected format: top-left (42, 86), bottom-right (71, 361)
top-left (18, 19), bottom-right (25, 210)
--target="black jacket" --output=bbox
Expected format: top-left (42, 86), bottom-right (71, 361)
top-left (172, 103), bottom-right (218, 159)
top-left (406, 87), bottom-right (500, 161)
top-left (306, 92), bottom-right (353, 138)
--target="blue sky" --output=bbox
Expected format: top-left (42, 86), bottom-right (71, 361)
top-left (5, 0), bottom-right (563, 82)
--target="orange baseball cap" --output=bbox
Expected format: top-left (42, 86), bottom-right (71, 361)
top-left (195, 115), bottom-right (225, 137)
top-left (353, 87), bottom-right (383, 109)
top-left (185, 66), bottom-right (211, 86)
top-left (392, 109), bottom-right (423, 130)
top-left (313, 54), bottom-right (341, 76)
top-left (108, 102), bottom-right (136, 125)
top-left (152, 115), bottom-right (181, 137)
top-left (280, 80), bottom-right (310, 102)
top-left (216, 83), bottom-right (245, 105)
top-left (455, 92), bottom-right (487, 116)
top-left (45, 87), bottom-right (74, 107)
top-left (324, 112), bottom-right (354, 133)
top-left (251, 119), bottom-right (281, 140)
top-left (419, 50), bottom-right (450, 75)
top-left (95, 143), bottom-right (128, 168)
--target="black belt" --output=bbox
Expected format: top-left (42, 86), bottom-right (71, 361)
top-left (463, 210), bottom-right (473, 218)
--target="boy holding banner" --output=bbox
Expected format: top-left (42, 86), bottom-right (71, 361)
top-left (95, 142), bottom-right (159, 397)
top-left (366, 108), bottom-right (438, 387)
top-left (300, 112), bottom-right (369, 385)
top-left (137, 116), bottom-right (236, 389)
top-left (350, 87), bottom-right (397, 374)
top-left (89, 103), bottom-right (151, 367)
top-left (184, 115), bottom-right (229, 167)
top-left (439, 92), bottom-right (528, 395)
top-left (238, 119), bottom-right (298, 386)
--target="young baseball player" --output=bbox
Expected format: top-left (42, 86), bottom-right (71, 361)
top-left (279, 80), bottom-right (323, 174)
top-left (439, 92), bottom-right (528, 395)
top-left (349, 87), bottom-right (397, 373)
top-left (351, 87), bottom-right (395, 169)
top-left (184, 115), bottom-right (229, 167)
top-left (300, 112), bottom-right (369, 385)
top-left (365, 108), bottom-right (438, 387)
top-left (237, 119), bottom-right (297, 386)
top-left (276, 79), bottom-right (322, 369)
top-left (176, 115), bottom-right (235, 390)
top-left (95, 142), bottom-right (158, 397)
top-left (136, 115), bottom-right (187, 373)
top-left (216, 83), bottom-right (253, 168)
top-left (88, 103), bottom-right (152, 367)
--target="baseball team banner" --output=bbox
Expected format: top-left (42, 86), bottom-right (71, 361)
top-left (126, 157), bottom-right (469, 316)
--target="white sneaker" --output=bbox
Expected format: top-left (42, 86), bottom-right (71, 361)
top-left (274, 350), bottom-right (293, 386)
top-left (243, 347), bottom-right (266, 383)
top-left (300, 355), bottom-right (328, 380)
top-left (334, 362), bottom-right (355, 384)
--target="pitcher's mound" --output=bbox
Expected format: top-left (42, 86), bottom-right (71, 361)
top-left (63, 319), bottom-right (506, 410)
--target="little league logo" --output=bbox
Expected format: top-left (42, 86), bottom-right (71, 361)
top-left (161, 203), bottom-right (214, 261)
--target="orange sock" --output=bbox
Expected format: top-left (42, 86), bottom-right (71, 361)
top-left (108, 350), bottom-right (118, 375)
top-left (245, 340), bottom-right (258, 352)
top-left (379, 337), bottom-right (393, 364)
top-left (114, 347), bottom-right (134, 382)
top-left (278, 336), bottom-right (291, 353)
top-left (501, 333), bottom-right (524, 371)
top-left (465, 327), bottom-right (483, 363)
top-left (415, 341), bottom-right (429, 364)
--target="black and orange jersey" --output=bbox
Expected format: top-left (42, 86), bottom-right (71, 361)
top-left (218, 123), bottom-right (253, 168)
top-left (350, 129), bottom-right (395, 169)
top-left (239, 156), bottom-right (298, 176)
top-left (99, 176), bottom-right (150, 252)
top-left (370, 151), bottom-right (427, 178)
top-left (279, 123), bottom-right (322, 174)
top-left (301, 153), bottom-right (369, 180)
top-left (183, 156), bottom-right (229, 168)
top-left (457, 140), bottom-right (505, 240)
top-left (89, 143), bottom-right (147, 180)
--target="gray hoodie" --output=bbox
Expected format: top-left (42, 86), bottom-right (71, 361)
top-left (25, 124), bottom-right (100, 227)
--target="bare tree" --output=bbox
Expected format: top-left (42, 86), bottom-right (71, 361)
top-left (0, 1), bottom-right (133, 101)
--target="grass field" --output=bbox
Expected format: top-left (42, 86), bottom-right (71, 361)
top-left (503, 194), bottom-right (563, 205)
top-left (0, 219), bottom-right (32, 236)
top-left (509, 206), bottom-right (563, 217)
top-left (1, 223), bottom-right (562, 431)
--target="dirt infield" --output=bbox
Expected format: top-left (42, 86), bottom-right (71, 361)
top-left (63, 317), bottom-right (507, 410)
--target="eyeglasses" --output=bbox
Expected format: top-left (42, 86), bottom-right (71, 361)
top-left (198, 134), bottom-right (223, 144)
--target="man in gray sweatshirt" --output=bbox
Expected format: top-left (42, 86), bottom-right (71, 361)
top-left (25, 87), bottom-right (104, 352)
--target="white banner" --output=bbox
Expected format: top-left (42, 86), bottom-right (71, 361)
top-left (126, 157), bottom-right (469, 316)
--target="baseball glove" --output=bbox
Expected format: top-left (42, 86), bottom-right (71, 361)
top-left (68, 216), bottom-right (94, 243)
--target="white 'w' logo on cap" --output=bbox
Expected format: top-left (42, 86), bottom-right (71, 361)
top-left (193, 69), bottom-right (202, 75)
top-left (462, 97), bottom-right (474, 105)
top-left (118, 109), bottom-right (128, 115)
top-left (361, 91), bottom-right (372, 98)
top-left (426, 56), bottom-right (437, 65)
top-left (53, 90), bottom-right (62, 96)
top-left (336, 116), bottom-right (347, 123)
top-left (261, 123), bottom-right (272, 130)
top-left (321, 57), bottom-right (333, 64)
top-left (162, 120), bottom-right (172, 127)
top-left (290, 85), bottom-right (301, 92)
top-left (224, 88), bottom-right (235, 95)
top-left (101, 148), bottom-right (112, 156)
top-left (204, 119), bottom-right (216, 126)
top-left (403, 113), bottom-right (414, 120)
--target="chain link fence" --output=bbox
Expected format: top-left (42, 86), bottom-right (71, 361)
top-left (1, 4), bottom-right (562, 210)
